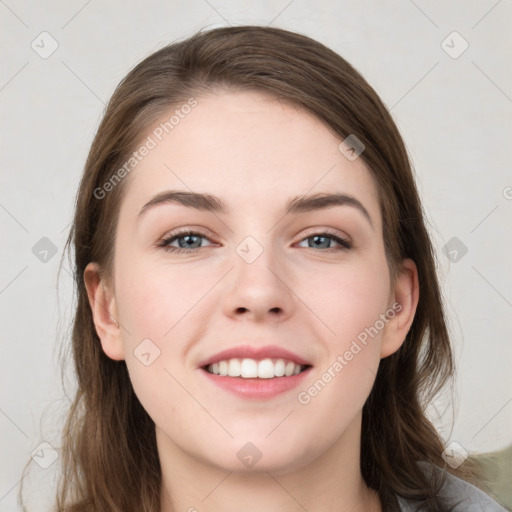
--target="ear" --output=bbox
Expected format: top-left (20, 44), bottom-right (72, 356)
top-left (83, 262), bottom-right (125, 360)
top-left (380, 258), bottom-right (419, 359)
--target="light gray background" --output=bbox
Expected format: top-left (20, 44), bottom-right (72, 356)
top-left (1, 1), bottom-right (511, 510)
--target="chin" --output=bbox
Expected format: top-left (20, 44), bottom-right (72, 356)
top-left (195, 436), bottom-right (317, 476)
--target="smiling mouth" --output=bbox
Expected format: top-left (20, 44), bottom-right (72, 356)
top-left (203, 357), bottom-right (312, 379)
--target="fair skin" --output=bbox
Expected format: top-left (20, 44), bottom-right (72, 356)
top-left (84, 90), bottom-right (419, 512)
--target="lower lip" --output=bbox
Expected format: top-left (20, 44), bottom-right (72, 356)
top-left (200, 367), bottom-right (312, 399)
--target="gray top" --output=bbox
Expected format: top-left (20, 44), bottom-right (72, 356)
top-left (397, 465), bottom-right (508, 511)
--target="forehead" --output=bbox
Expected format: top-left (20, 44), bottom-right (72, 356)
top-left (118, 90), bottom-right (381, 226)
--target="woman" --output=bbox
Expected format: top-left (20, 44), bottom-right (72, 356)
top-left (55, 25), bottom-right (506, 511)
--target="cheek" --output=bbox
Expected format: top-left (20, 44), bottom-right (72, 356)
top-left (115, 261), bottom-right (195, 430)
top-left (294, 264), bottom-right (390, 435)
top-left (115, 258), bottom-right (211, 342)
top-left (114, 259), bottom-right (215, 408)
top-left (310, 255), bottom-right (391, 347)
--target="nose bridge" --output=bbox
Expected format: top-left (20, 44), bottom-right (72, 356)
top-left (223, 231), bottom-right (294, 320)
top-left (234, 232), bottom-right (282, 289)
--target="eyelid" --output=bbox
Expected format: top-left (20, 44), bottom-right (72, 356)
top-left (294, 228), bottom-right (352, 250)
top-left (157, 228), bottom-right (217, 252)
top-left (158, 226), bottom-right (216, 243)
top-left (301, 226), bottom-right (351, 242)
top-left (298, 226), bottom-right (351, 243)
top-left (157, 226), bottom-right (352, 254)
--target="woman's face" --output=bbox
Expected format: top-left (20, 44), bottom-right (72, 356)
top-left (90, 89), bottom-right (413, 474)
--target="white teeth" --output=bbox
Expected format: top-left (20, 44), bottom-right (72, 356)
top-left (240, 358), bottom-right (258, 378)
top-left (274, 359), bottom-right (285, 377)
top-left (219, 360), bottom-right (228, 376)
top-left (257, 358), bottom-right (274, 379)
top-left (227, 358), bottom-right (241, 377)
top-left (206, 357), bottom-right (305, 378)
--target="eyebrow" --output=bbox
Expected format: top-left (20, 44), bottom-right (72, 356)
top-left (137, 190), bottom-right (373, 228)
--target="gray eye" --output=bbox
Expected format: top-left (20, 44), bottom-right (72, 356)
top-left (297, 233), bottom-right (350, 250)
top-left (307, 235), bottom-right (332, 249)
top-left (175, 234), bottom-right (204, 249)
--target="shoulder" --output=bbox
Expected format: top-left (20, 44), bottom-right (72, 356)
top-left (397, 462), bottom-right (508, 511)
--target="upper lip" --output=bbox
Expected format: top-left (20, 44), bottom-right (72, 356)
top-left (197, 344), bottom-right (313, 368)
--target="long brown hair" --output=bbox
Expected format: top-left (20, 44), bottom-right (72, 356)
top-left (50, 25), bottom-right (479, 511)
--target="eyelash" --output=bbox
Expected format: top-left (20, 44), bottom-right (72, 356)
top-left (157, 229), bottom-right (352, 254)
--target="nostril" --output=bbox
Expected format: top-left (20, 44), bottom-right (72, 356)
top-left (234, 307), bottom-right (282, 314)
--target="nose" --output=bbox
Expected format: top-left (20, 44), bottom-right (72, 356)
top-left (222, 238), bottom-right (296, 323)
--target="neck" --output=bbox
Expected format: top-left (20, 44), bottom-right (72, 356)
top-left (158, 412), bottom-right (382, 512)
